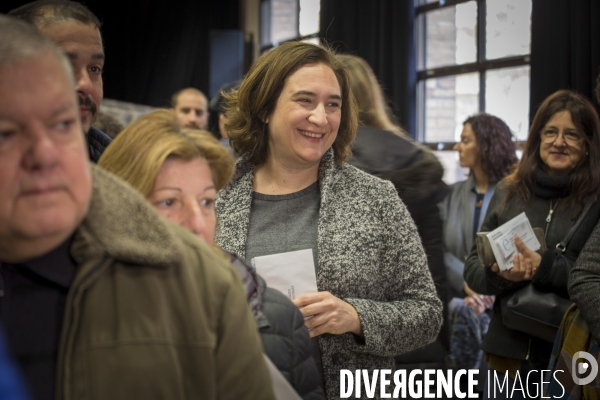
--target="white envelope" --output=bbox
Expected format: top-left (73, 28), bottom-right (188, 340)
top-left (252, 249), bottom-right (318, 300)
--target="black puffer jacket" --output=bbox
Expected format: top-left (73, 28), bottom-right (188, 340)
top-left (87, 126), bottom-right (112, 163)
top-left (227, 253), bottom-right (325, 400)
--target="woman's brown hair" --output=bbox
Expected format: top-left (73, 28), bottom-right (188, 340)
top-left (464, 113), bottom-right (518, 184)
top-left (338, 54), bottom-right (407, 138)
top-left (223, 41), bottom-right (358, 166)
top-left (504, 90), bottom-right (600, 217)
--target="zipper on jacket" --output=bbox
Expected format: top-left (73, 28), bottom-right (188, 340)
top-left (545, 200), bottom-right (556, 237)
top-left (525, 338), bottom-right (531, 360)
top-left (57, 255), bottom-right (110, 400)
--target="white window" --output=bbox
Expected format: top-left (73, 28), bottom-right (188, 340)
top-left (260, 0), bottom-right (320, 52)
top-left (416, 0), bottom-right (532, 143)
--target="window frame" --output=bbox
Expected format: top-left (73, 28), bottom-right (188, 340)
top-left (415, 0), bottom-right (531, 145)
top-left (259, 0), bottom-right (320, 54)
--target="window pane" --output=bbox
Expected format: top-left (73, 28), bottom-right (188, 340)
top-left (486, 0), bottom-right (532, 60)
top-left (424, 72), bottom-right (480, 142)
top-left (434, 150), bottom-right (470, 185)
top-left (485, 66), bottom-right (530, 140)
top-left (425, 2), bottom-right (477, 69)
top-left (271, 0), bottom-right (298, 43)
top-left (301, 37), bottom-right (320, 46)
top-left (299, 0), bottom-right (320, 36)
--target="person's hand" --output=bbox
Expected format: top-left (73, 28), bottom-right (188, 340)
top-left (514, 236), bottom-right (542, 271)
top-left (463, 283), bottom-right (494, 315)
top-left (490, 236), bottom-right (539, 282)
top-left (464, 295), bottom-right (487, 316)
top-left (292, 291), bottom-right (362, 338)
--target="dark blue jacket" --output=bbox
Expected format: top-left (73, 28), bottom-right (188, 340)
top-left (86, 127), bottom-right (112, 163)
top-left (0, 328), bottom-right (29, 400)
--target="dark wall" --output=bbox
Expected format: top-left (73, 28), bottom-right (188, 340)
top-left (1, 0), bottom-right (240, 107)
top-left (530, 0), bottom-right (600, 118)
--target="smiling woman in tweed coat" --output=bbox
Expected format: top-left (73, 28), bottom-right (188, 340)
top-left (215, 41), bottom-right (442, 399)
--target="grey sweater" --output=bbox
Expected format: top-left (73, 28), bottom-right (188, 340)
top-left (215, 148), bottom-right (442, 399)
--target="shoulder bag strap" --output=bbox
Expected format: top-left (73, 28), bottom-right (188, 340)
top-left (557, 197), bottom-right (596, 252)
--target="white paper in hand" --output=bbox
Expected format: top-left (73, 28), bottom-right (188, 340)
top-left (486, 212), bottom-right (541, 271)
top-left (252, 249), bottom-right (318, 300)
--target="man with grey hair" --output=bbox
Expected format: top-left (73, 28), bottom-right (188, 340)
top-left (9, 0), bottom-right (112, 162)
top-left (0, 15), bottom-right (275, 400)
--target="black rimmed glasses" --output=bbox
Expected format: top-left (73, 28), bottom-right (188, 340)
top-left (540, 128), bottom-right (583, 146)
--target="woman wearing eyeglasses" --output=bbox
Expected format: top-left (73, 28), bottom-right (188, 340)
top-left (463, 90), bottom-right (600, 399)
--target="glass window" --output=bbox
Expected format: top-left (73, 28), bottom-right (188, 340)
top-left (485, 65), bottom-right (530, 140)
top-left (417, 0), bottom-right (532, 143)
top-left (261, 0), bottom-right (320, 51)
top-left (299, 0), bottom-right (320, 36)
top-left (425, 73), bottom-right (480, 143)
top-left (486, 0), bottom-right (532, 60)
top-left (425, 2), bottom-right (477, 69)
top-left (270, 0), bottom-right (298, 44)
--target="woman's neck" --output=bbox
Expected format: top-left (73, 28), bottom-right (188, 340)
top-left (254, 157), bottom-right (319, 195)
top-left (471, 166), bottom-right (489, 194)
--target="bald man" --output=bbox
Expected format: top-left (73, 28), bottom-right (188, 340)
top-left (171, 87), bottom-right (210, 129)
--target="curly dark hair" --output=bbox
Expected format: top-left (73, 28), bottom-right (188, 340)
top-left (504, 90), bottom-right (600, 218)
top-left (223, 41), bottom-right (358, 166)
top-left (463, 113), bottom-right (517, 184)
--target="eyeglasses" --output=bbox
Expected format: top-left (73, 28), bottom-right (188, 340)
top-left (540, 128), bottom-right (583, 146)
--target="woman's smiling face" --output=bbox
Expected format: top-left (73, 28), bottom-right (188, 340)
top-left (264, 62), bottom-right (342, 169)
top-left (539, 110), bottom-right (587, 177)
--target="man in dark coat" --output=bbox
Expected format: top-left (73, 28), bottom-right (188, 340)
top-left (9, 0), bottom-right (112, 162)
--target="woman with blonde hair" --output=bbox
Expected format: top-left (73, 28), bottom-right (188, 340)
top-left (99, 109), bottom-right (324, 400)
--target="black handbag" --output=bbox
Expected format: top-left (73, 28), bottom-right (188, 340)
top-left (501, 199), bottom-right (595, 343)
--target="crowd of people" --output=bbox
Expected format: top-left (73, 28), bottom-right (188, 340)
top-left (2, 1), bottom-right (600, 400)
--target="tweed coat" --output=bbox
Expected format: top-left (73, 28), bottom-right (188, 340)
top-left (215, 149), bottom-right (443, 399)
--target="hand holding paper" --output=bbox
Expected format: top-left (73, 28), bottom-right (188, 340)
top-left (486, 212), bottom-right (541, 271)
top-left (491, 236), bottom-right (540, 282)
top-left (293, 291), bottom-right (362, 338)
